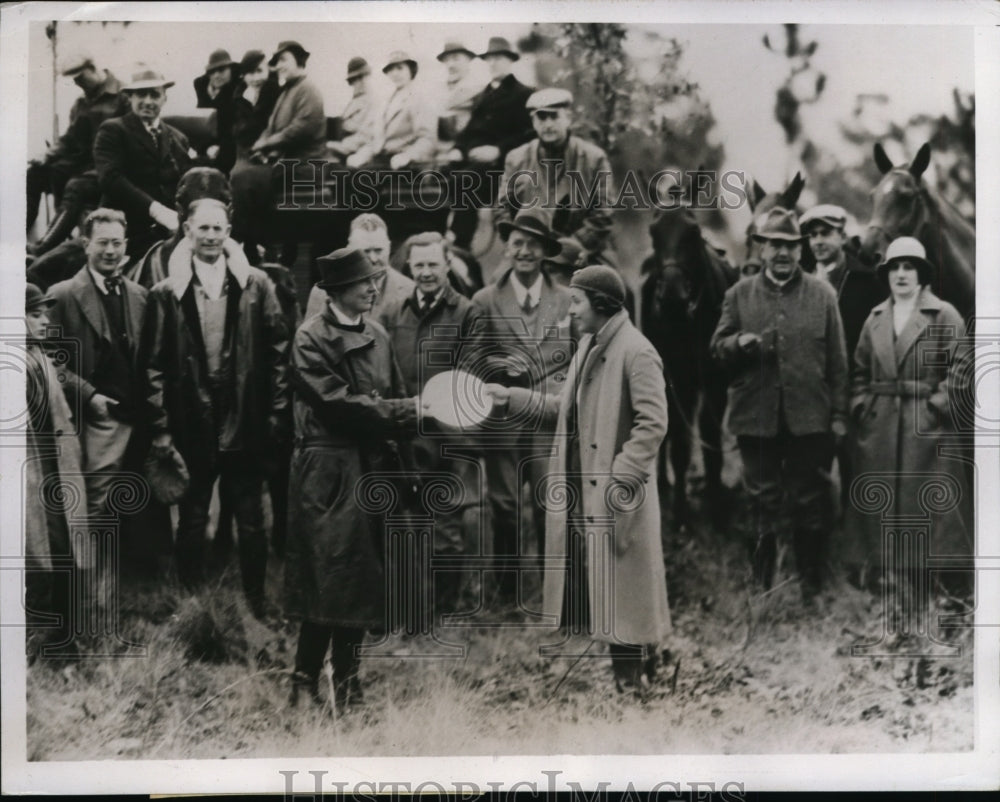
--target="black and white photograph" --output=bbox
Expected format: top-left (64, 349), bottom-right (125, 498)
top-left (1, 0), bottom-right (998, 795)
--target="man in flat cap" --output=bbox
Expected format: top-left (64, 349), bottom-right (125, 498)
top-left (142, 196), bottom-right (290, 617)
top-left (93, 65), bottom-right (194, 262)
top-left (327, 57), bottom-right (375, 161)
top-left (710, 207), bottom-right (848, 605)
top-left (799, 203), bottom-right (886, 515)
top-left (471, 207), bottom-right (575, 609)
top-left (446, 36), bottom-right (534, 250)
top-left (27, 53), bottom-right (128, 258)
top-left (499, 87), bottom-right (615, 260)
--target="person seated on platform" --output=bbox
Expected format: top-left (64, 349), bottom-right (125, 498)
top-left (327, 57), bottom-right (375, 162)
top-left (27, 52), bottom-right (128, 259)
top-left (346, 51), bottom-right (434, 170)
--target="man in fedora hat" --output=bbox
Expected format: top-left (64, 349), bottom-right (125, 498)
top-left (27, 52), bottom-right (128, 258)
top-left (499, 87), bottom-right (615, 259)
top-left (447, 36), bottom-right (534, 251)
top-left (93, 64), bottom-right (193, 261)
top-left (711, 207), bottom-right (849, 604)
top-left (327, 57), bottom-right (375, 161)
top-left (285, 246), bottom-right (420, 713)
top-left (437, 41), bottom-right (481, 139)
top-left (142, 197), bottom-right (290, 617)
top-left (193, 49), bottom-right (240, 172)
top-left (799, 203), bottom-right (886, 515)
top-left (471, 207), bottom-right (575, 608)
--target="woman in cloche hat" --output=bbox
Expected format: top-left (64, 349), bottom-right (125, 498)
top-left (846, 236), bottom-right (972, 597)
top-left (485, 265), bottom-right (672, 699)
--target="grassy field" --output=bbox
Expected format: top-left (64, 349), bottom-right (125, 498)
top-left (26, 482), bottom-right (974, 760)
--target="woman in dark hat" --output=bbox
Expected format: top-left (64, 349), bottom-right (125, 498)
top-left (846, 236), bottom-right (972, 597)
top-left (284, 247), bottom-right (421, 715)
top-left (347, 51), bottom-right (433, 169)
top-left (328, 57), bottom-right (375, 161)
top-left (485, 265), bottom-right (671, 697)
top-left (229, 50), bottom-right (281, 168)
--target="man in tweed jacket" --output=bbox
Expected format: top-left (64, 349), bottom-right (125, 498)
top-left (711, 208), bottom-right (848, 602)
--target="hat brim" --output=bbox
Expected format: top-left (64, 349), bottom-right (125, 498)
top-left (317, 268), bottom-right (387, 290)
top-left (752, 233), bottom-right (804, 243)
top-left (480, 50), bottom-right (520, 61)
top-left (497, 220), bottom-right (560, 256)
top-left (800, 217), bottom-right (846, 231)
top-left (61, 64), bottom-right (92, 77)
top-left (383, 59), bottom-right (417, 74)
top-left (26, 296), bottom-right (56, 311)
top-left (205, 61), bottom-right (239, 76)
top-left (877, 256), bottom-right (934, 283)
top-left (269, 47), bottom-right (310, 67)
top-left (437, 48), bottom-right (476, 62)
top-left (124, 80), bottom-right (175, 91)
top-left (347, 68), bottom-right (371, 82)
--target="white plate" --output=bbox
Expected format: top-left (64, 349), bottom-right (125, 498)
top-left (421, 369), bottom-right (492, 430)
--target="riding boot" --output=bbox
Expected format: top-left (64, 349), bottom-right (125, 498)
top-left (750, 526), bottom-right (778, 590)
top-left (28, 209), bottom-right (77, 257)
top-left (330, 626), bottom-right (364, 712)
top-left (290, 621), bottom-right (331, 709)
top-left (610, 643), bottom-right (645, 697)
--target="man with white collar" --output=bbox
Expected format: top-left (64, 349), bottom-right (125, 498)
top-left (47, 208), bottom-right (147, 527)
top-left (143, 198), bottom-right (290, 617)
top-left (711, 208), bottom-right (849, 605)
top-left (471, 208), bottom-right (575, 608)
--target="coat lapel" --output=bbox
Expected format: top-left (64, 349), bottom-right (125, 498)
top-left (894, 288), bottom-right (944, 366)
top-left (124, 283), bottom-right (144, 349)
top-left (125, 112), bottom-right (159, 158)
top-left (71, 269), bottom-right (111, 343)
top-left (869, 304), bottom-right (898, 380)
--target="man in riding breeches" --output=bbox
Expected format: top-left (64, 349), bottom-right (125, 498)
top-left (710, 208), bottom-right (849, 604)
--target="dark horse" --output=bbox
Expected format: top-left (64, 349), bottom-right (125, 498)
top-left (639, 204), bottom-right (738, 530)
top-left (860, 142), bottom-right (975, 320)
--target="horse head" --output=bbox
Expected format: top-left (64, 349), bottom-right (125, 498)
top-left (743, 172), bottom-right (805, 275)
top-left (641, 196), bottom-right (735, 332)
top-left (859, 142), bottom-right (932, 265)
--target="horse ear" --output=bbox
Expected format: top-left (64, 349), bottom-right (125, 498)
top-left (909, 142), bottom-right (931, 180)
top-left (873, 143), bottom-right (894, 174)
top-left (780, 172), bottom-right (804, 209)
top-left (750, 179), bottom-right (767, 210)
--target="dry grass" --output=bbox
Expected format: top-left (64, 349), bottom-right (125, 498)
top-left (26, 502), bottom-right (974, 760)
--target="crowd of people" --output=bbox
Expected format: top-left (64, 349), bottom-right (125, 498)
top-left (23, 36), bottom-right (973, 713)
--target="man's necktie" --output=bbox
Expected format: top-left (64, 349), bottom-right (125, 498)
top-left (104, 273), bottom-right (123, 295)
top-left (420, 294), bottom-right (434, 316)
top-left (521, 293), bottom-right (534, 316)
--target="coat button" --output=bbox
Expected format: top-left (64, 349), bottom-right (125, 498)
top-left (589, 479), bottom-right (597, 486)
top-left (55, 428), bottom-right (64, 436)
top-left (554, 373), bottom-right (565, 382)
top-left (586, 516), bottom-right (594, 523)
top-left (590, 443), bottom-right (598, 449)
